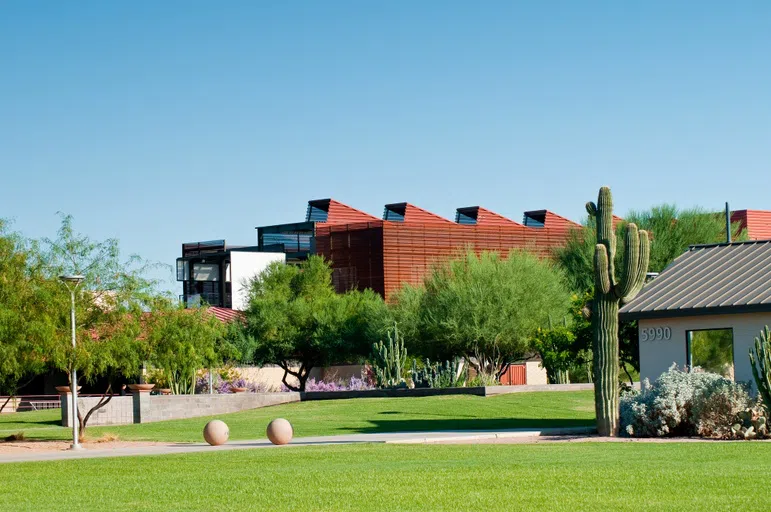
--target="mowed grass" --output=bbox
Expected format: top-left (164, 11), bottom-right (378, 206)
top-left (2, 442), bottom-right (770, 511)
top-left (0, 391), bottom-right (594, 442)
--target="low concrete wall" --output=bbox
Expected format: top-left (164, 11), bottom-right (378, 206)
top-left (59, 383), bottom-right (595, 427)
top-left (483, 383), bottom-right (594, 396)
top-left (62, 396), bottom-right (134, 427)
top-left (61, 392), bottom-right (300, 426)
top-left (302, 387), bottom-right (486, 400)
top-left (302, 383), bottom-right (595, 401)
top-left (135, 392), bottom-right (299, 423)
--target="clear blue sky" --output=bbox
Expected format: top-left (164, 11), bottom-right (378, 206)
top-left (2, 2), bottom-right (769, 291)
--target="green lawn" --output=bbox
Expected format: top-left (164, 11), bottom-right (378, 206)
top-left (0, 391), bottom-right (594, 442)
top-left (2, 442), bottom-right (769, 511)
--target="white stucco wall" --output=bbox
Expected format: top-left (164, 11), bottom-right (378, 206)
top-left (525, 361), bottom-right (548, 385)
top-left (229, 251), bottom-right (285, 311)
top-left (639, 312), bottom-right (771, 384)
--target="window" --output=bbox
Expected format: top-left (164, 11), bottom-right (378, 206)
top-left (176, 259), bottom-right (189, 281)
top-left (687, 328), bottom-right (734, 379)
top-left (383, 204), bottom-right (406, 222)
top-left (193, 263), bottom-right (220, 282)
top-left (455, 209), bottom-right (477, 225)
top-left (523, 211), bottom-right (546, 227)
top-left (306, 204), bottom-right (329, 222)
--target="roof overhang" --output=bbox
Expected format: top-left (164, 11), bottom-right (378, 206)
top-left (256, 221), bottom-right (316, 234)
top-left (619, 303), bottom-right (771, 322)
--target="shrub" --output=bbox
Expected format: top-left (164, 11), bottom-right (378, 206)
top-left (620, 365), bottom-right (766, 439)
top-left (692, 380), bottom-right (751, 438)
top-left (284, 375), bottom-right (375, 392)
top-left (194, 374), bottom-right (272, 394)
top-left (410, 358), bottom-right (467, 388)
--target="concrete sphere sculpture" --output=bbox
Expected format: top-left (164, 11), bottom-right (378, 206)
top-left (203, 420), bottom-right (229, 446)
top-left (266, 418), bottom-right (293, 445)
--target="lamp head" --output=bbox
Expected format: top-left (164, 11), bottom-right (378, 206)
top-left (59, 275), bottom-right (85, 285)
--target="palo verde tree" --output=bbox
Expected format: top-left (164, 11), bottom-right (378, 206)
top-left (408, 249), bottom-right (571, 379)
top-left (0, 220), bottom-right (56, 411)
top-left (240, 256), bottom-right (384, 391)
top-left (34, 214), bottom-right (165, 438)
top-left (586, 187), bottom-right (650, 437)
top-left (144, 300), bottom-right (234, 394)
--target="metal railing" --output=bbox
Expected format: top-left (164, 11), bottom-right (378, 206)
top-left (0, 394), bottom-right (114, 413)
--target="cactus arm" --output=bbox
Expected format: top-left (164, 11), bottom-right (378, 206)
top-left (594, 244), bottom-right (612, 295)
top-left (615, 223), bottom-right (642, 299)
top-left (596, 187), bottom-right (617, 287)
top-left (622, 229), bottom-right (651, 303)
top-left (586, 202), bottom-right (597, 216)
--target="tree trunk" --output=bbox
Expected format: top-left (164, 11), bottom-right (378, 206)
top-left (278, 362), bottom-right (312, 392)
top-left (0, 395), bottom-right (12, 414)
top-left (78, 384), bottom-right (114, 441)
top-left (593, 294), bottom-right (619, 437)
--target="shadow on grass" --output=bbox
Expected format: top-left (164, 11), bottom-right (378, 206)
top-left (0, 417), bottom-right (61, 428)
top-left (352, 418), bottom-right (594, 434)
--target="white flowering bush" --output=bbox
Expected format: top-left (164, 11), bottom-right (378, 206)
top-left (620, 364), bottom-right (761, 438)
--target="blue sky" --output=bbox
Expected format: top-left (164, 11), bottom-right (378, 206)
top-left (1, 2), bottom-right (769, 291)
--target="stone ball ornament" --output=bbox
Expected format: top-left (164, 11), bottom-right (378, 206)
top-left (203, 420), bottom-right (230, 446)
top-left (266, 418), bottom-right (293, 445)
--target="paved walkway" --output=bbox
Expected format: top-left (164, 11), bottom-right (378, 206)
top-left (0, 427), bottom-right (594, 464)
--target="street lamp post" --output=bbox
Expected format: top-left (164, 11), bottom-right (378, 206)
top-left (60, 274), bottom-right (85, 450)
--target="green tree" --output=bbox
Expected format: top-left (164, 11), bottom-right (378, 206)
top-left (240, 256), bottom-right (384, 391)
top-left (33, 214), bottom-right (166, 438)
top-left (145, 301), bottom-right (233, 394)
top-left (556, 204), bottom-right (746, 296)
top-left (411, 249), bottom-right (571, 379)
top-left (0, 220), bottom-right (56, 411)
top-left (554, 204), bottom-right (746, 377)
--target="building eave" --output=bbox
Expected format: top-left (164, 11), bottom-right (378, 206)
top-left (619, 303), bottom-right (771, 322)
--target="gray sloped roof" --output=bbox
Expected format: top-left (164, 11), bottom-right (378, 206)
top-left (619, 240), bottom-right (771, 320)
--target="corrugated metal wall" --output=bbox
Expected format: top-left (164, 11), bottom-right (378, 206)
top-left (315, 221), bottom-right (386, 296)
top-left (381, 223), bottom-right (573, 299)
top-left (314, 199), bottom-right (576, 300)
top-left (499, 364), bottom-right (527, 385)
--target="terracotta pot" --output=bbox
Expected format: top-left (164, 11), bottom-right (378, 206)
top-left (128, 383), bottom-right (156, 392)
top-left (230, 387), bottom-right (248, 393)
top-left (55, 386), bottom-right (82, 393)
top-left (159, 388), bottom-right (172, 395)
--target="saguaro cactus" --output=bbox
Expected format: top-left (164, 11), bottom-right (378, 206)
top-left (586, 187), bottom-right (650, 436)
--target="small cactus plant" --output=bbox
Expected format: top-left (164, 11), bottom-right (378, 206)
top-left (587, 186), bottom-right (650, 436)
top-left (750, 325), bottom-right (771, 411)
top-left (372, 324), bottom-right (407, 388)
top-left (411, 358), bottom-right (466, 388)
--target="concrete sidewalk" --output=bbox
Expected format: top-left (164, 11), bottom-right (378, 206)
top-left (0, 427), bottom-right (594, 464)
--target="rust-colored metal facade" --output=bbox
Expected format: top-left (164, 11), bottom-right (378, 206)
top-left (315, 201), bottom-right (579, 299)
top-left (499, 364), bottom-right (527, 385)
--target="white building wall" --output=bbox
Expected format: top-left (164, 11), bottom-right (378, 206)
top-left (639, 312), bottom-right (771, 384)
top-left (229, 251), bottom-right (285, 311)
top-left (525, 361), bottom-right (548, 385)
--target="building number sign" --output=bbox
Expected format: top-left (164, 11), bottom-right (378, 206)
top-left (640, 326), bottom-right (672, 342)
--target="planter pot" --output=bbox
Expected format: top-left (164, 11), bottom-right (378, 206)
top-left (159, 388), bottom-right (172, 395)
top-left (55, 386), bottom-right (82, 393)
top-left (128, 383), bottom-right (155, 392)
top-left (230, 387), bottom-right (248, 393)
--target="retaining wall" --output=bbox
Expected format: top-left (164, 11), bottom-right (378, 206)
top-left (59, 383), bottom-right (597, 427)
top-left (60, 392), bottom-right (300, 426)
top-left (302, 383), bottom-right (595, 401)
